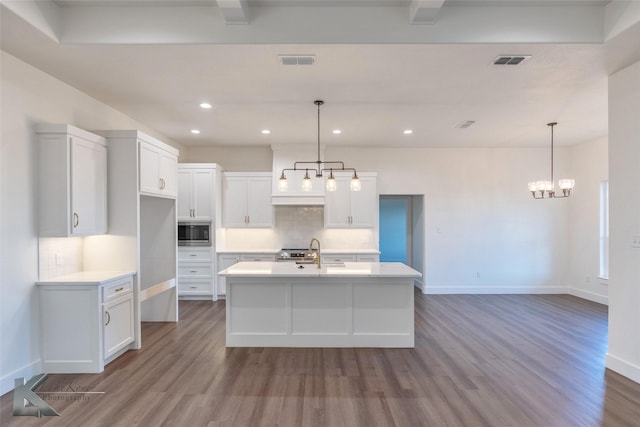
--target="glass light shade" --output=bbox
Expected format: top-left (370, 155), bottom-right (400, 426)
top-left (558, 179), bottom-right (575, 190)
top-left (528, 181), bottom-right (538, 192)
top-left (278, 175), bottom-right (288, 192)
top-left (326, 176), bottom-right (337, 192)
top-left (544, 181), bottom-right (555, 192)
top-left (302, 170), bottom-right (313, 192)
top-left (350, 175), bottom-right (361, 191)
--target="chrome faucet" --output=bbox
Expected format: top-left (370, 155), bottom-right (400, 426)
top-left (309, 237), bottom-right (321, 269)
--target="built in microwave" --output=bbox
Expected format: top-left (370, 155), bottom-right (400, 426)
top-left (177, 222), bottom-right (211, 246)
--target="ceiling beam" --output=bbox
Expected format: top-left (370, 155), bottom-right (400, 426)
top-left (216, 0), bottom-right (249, 24)
top-left (409, 0), bottom-right (445, 25)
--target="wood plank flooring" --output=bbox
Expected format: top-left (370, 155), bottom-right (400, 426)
top-left (2, 292), bottom-right (640, 426)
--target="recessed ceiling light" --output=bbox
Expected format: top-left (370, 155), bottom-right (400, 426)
top-left (332, 129), bottom-right (342, 134)
top-left (199, 102), bottom-right (212, 109)
top-left (261, 129), bottom-right (271, 135)
top-left (403, 129), bottom-right (413, 135)
top-left (191, 129), bottom-right (201, 134)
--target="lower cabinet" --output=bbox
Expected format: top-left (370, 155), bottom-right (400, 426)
top-left (321, 253), bottom-right (380, 264)
top-left (38, 273), bottom-right (135, 373)
top-left (216, 253), bottom-right (276, 297)
top-left (178, 247), bottom-right (215, 300)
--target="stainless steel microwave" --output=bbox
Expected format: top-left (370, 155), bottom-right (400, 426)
top-left (177, 222), bottom-right (211, 246)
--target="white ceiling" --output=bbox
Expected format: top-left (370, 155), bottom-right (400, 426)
top-left (1, 0), bottom-right (638, 149)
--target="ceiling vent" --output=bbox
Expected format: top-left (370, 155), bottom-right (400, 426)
top-left (279, 55), bottom-right (316, 65)
top-left (456, 120), bottom-right (476, 129)
top-left (492, 55), bottom-right (531, 66)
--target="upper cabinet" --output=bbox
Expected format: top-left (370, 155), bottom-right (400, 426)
top-left (222, 172), bottom-right (273, 228)
top-left (37, 124), bottom-right (107, 237)
top-left (177, 164), bottom-right (218, 221)
top-left (139, 140), bottom-right (178, 198)
top-left (324, 173), bottom-right (377, 228)
top-left (271, 145), bottom-right (325, 205)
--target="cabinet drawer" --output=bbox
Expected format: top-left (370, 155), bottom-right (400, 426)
top-left (178, 279), bottom-right (213, 294)
top-left (102, 278), bottom-right (133, 301)
top-left (178, 248), bottom-right (212, 262)
top-left (240, 254), bottom-right (275, 262)
top-left (356, 255), bottom-right (379, 262)
top-left (178, 264), bottom-right (212, 277)
top-left (322, 255), bottom-right (357, 264)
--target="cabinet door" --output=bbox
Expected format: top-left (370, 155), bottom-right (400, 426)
top-left (103, 295), bottom-right (134, 359)
top-left (217, 255), bottom-right (240, 295)
top-left (71, 137), bottom-right (107, 235)
top-left (324, 176), bottom-right (351, 228)
top-left (246, 177), bottom-right (273, 227)
top-left (223, 176), bottom-right (249, 227)
top-left (139, 142), bottom-right (161, 194)
top-left (177, 170), bottom-right (194, 220)
top-left (192, 169), bottom-right (213, 220)
top-left (159, 150), bottom-right (177, 197)
top-left (350, 176), bottom-right (376, 228)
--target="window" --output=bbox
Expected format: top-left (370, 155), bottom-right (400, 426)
top-left (599, 180), bottom-right (609, 279)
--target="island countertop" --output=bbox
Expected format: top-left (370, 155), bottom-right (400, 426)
top-left (219, 261), bottom-right (421, 278)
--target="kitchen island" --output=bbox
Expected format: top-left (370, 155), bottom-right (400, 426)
top-left (219, 262), bottom-right (421, 348)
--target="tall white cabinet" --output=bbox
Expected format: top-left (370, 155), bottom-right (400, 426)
top-left (177, 163), bottom-right (221, 300)
top-left (37, 124), bottom-right (108, 236)
top-left (84, 130), bottom-right (179, 351)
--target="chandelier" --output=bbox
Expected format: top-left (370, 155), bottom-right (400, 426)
top-left (277, 100), bottom-right (360, 193)
top-left (527, 122), bottom-right (575, 199)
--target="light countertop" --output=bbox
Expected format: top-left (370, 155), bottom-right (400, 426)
top-left (216, 248), bottom-right (380, 254)
top-left (219, 262), bottom-right (420, 278)
top-left (37, 271), bottom-right (135, 285)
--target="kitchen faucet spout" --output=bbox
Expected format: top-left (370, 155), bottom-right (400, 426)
top-left (309, 238), bottom-right (321, 269)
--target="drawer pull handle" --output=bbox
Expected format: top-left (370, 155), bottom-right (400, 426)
top-left (105, 310), bottom-right (111, 326)
top-left (189, 254), bottom-right (197, 257)
top-left (190, 270), bottom-right (198, 273)
top-left (115, 287), bottom-right (124, 292)
top-left (189, 286), bottom-right (198, 289)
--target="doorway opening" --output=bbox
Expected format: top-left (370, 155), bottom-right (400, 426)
top-left (379, 195), bottom-right (425, 290)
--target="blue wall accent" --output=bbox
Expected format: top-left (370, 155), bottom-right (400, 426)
top-left (379, 198), bottom-right (407, 263)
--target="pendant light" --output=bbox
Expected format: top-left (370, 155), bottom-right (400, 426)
top-left (278, 100), bottom-right (361, 192)
top-left (528, 122), bottom-right (575, 199)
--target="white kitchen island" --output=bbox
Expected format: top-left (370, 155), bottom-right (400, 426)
top-left (219, 262), bottom-right (421, 348)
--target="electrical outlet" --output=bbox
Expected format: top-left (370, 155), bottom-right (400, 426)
top-left (55, 254), bottom-right (64, 266)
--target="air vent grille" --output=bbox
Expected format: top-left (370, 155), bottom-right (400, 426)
top-left (492, 55), bottom-right (531, 66)
top-left (279, 55), bottom-right (316, 65)
top-left (456, 120), bottom-right (476, 129)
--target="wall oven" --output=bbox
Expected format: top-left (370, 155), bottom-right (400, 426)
top-left (177, 222), bottom-right (211, 246)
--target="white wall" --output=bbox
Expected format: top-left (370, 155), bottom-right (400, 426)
top-left (0, 51), bottom-right (178, 395)
top-left (568, 136), bottom-right (609, 304)
top-left (181, 146), bottom-right (271, 172)
top-left (607, 59), bottom-right (640, 383)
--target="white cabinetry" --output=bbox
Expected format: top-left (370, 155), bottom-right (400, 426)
top-left (38, 273), bottom-right (135, 373)
top-left (178, 247), bottom-right (215, 299)
top-left (216, 253), bottom-right (276, 296)
top-left (321, 253), bottom-right (380, 264)
top-left (37, 124), bottom-right (107, 237)
top-left (139, 140), bottom-right (178, 198)
top-left (271, 145), bottom-right (325, 205)
top-left (178, 164), bottom-right (217, 221)
top-left (222, 173), bottom-right (273, 228)
top-left (325, 173), bottom-right (377, 228)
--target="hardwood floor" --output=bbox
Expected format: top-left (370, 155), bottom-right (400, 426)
top-left (3, 292), bottom-right (640, 426)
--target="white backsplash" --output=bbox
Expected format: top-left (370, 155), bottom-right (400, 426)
top-left (221, 206), bottom-right (377, 250)
top-left (38, 237), bottom-right (84, 280)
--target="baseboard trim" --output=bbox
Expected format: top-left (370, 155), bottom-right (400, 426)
top-left (423, 286), bottom-right (568, 295)
top-left (606, 353), bottom-right (640, 384)
top-left (568, 287), bottom-right (608, 305)
top-left (413, 278), bottom-right (425, 293)
top-left (1, 359), bottom-right (42, 396)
